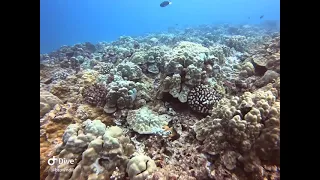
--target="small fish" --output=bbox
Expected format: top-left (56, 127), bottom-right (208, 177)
top-left (160, 1), bottom-right (172, 7)
top-left (260, 15), bottom-right (264, 19)
top-left (248, 17), bottom-right (250, 19)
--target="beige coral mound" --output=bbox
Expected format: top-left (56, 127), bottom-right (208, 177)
top-left (40, 90), bottom-right (63, 117)
top-left (193, 79), bottom-right (280, 178)
top-left (45, 121), bottom-right (136, 180)
top-left (49, 70), bottom-right (99, 103)
top-left (251, 35), bottom-right (280, 74)
top-left (126, 154), bottom-right (157, 180)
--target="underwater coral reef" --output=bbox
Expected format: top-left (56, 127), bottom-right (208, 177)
top-left (40, 24), bottom-right (280, 180)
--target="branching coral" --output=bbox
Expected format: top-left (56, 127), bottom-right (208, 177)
top-left (187, 84), bottom-right (222, 114)
top-left (82, 83), bottom-right (107, 107)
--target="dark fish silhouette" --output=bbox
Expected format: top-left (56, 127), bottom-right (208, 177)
top-left (260, 15), bottom-right (264, 19)
top-left (160, 1), bottom-right (172, 7)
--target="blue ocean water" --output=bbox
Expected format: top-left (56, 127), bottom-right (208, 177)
top-left (40, 0), bottom-right (280, 54)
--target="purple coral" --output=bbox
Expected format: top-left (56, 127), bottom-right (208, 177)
top-left (82, 83), bottom-right (107, 107)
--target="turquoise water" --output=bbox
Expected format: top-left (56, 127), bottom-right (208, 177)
top-left (40, 0), bottom-right (280, 53)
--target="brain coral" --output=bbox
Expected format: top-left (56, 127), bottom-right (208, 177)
top-left (126, 154), bottom-right (157, 180)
